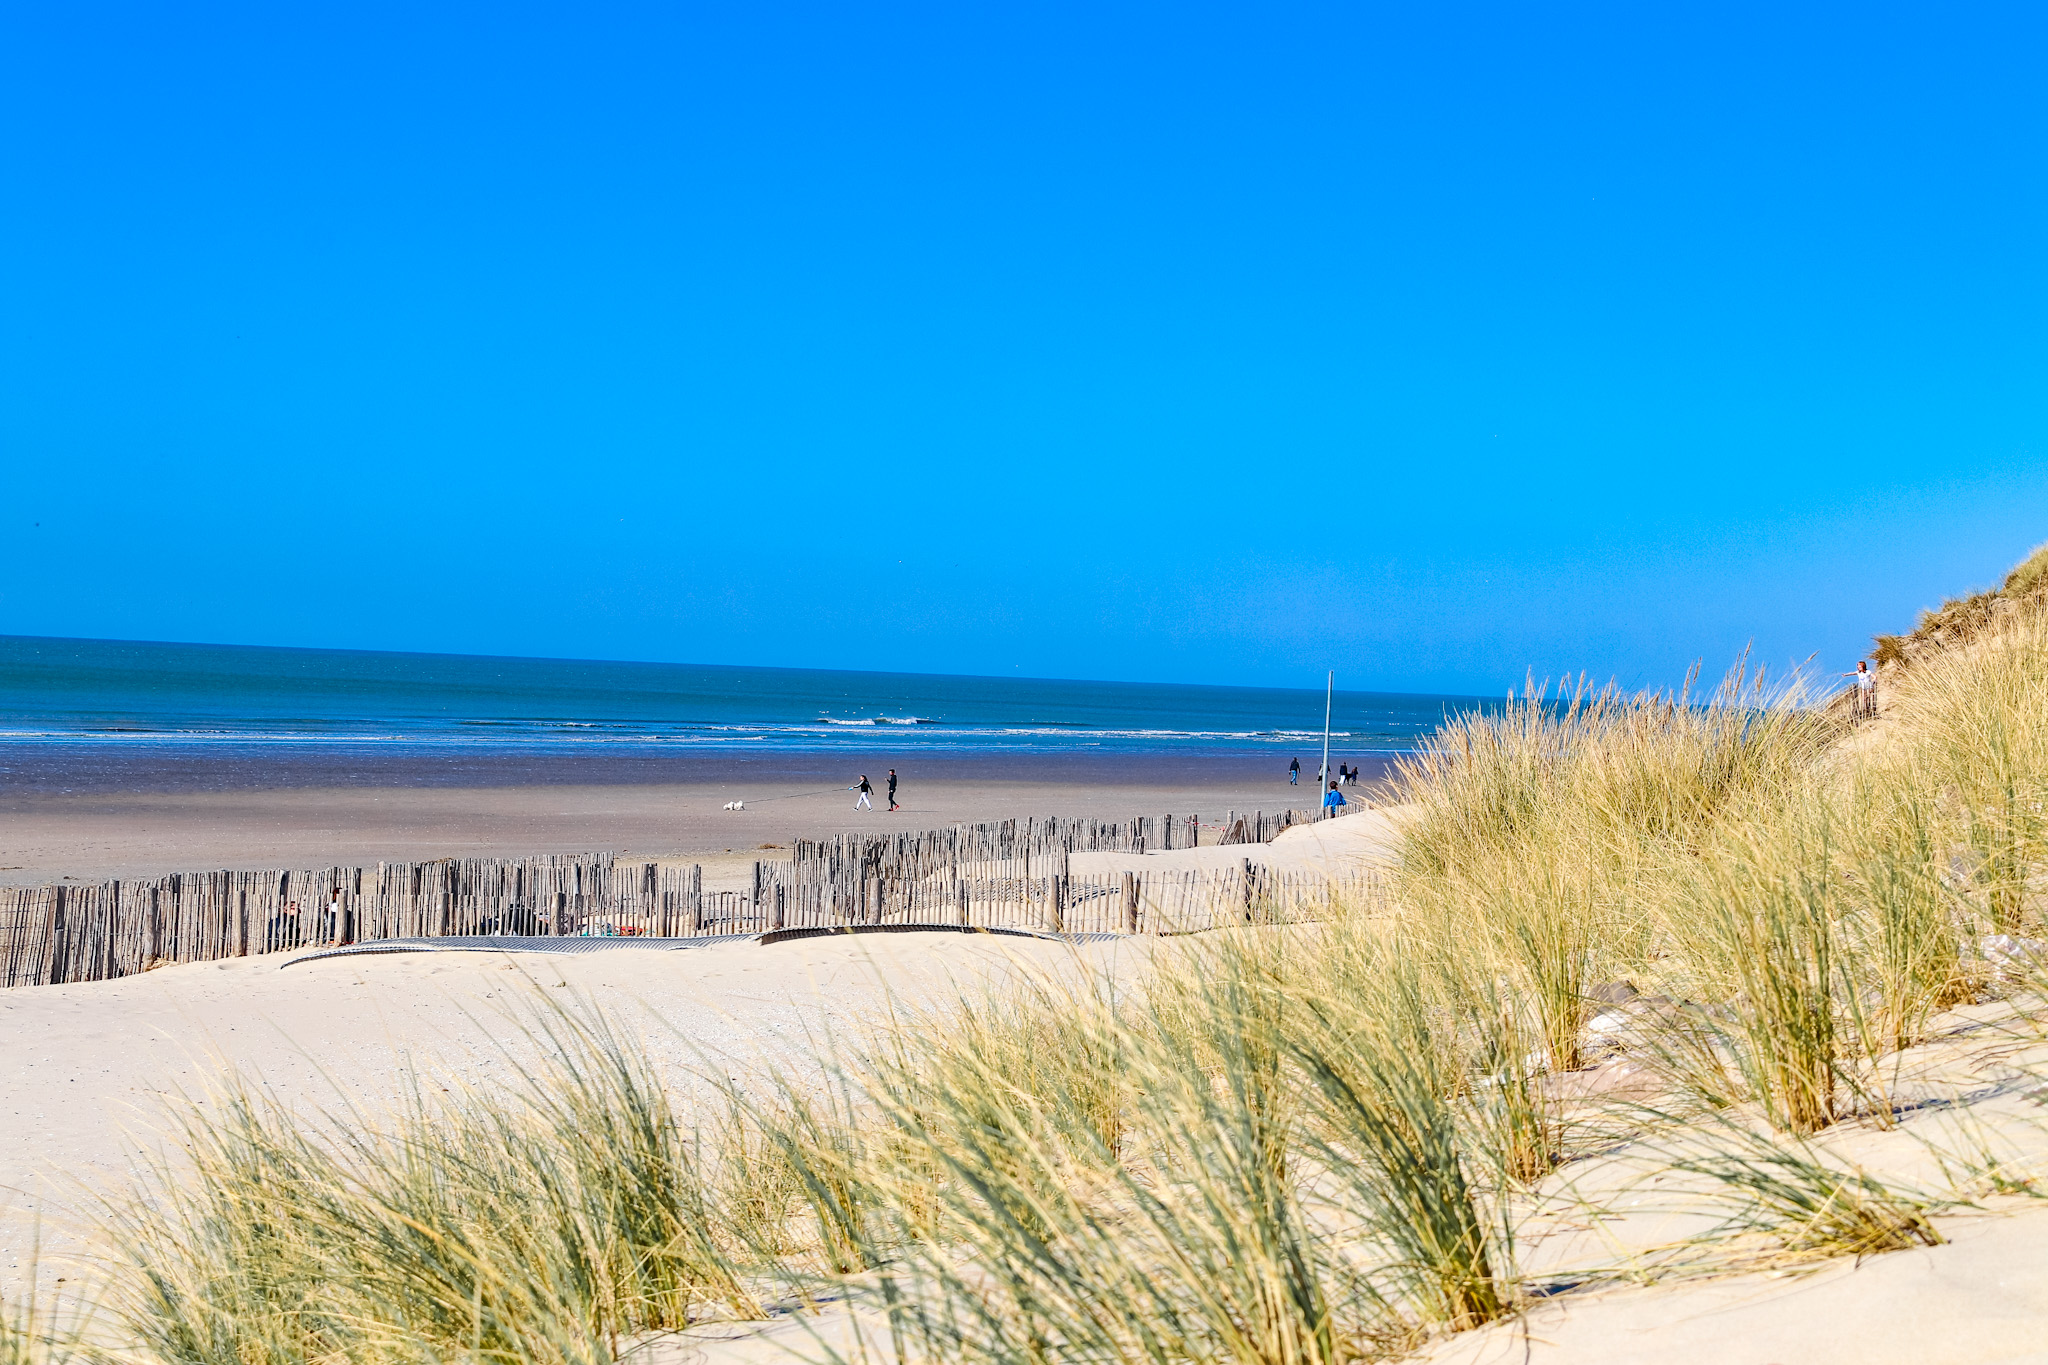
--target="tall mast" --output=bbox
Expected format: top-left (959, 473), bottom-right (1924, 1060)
top-left (1321, 671), bottom-right (1333, 816)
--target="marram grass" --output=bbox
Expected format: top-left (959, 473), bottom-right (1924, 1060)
top-left (8, 558), bottom-right (2048, 1363)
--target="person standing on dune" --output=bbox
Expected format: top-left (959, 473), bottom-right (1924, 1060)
top-left (887, 769), bottom-right (899, 811)
top-left (1843, 660), bottom-right (1877, 719)
top-left (852, 774), bottom-right (873, 810)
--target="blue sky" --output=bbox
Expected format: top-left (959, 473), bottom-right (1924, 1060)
top-left (2, 2), bottom-right (2043, 695)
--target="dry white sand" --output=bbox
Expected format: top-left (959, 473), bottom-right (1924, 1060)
top-left (652, 992), bottom-right (2048, 1365)
top-left (1423, 1205), bottom-right (2048, 1365)
top-left (1069, 801), bottom-right (1410, 876)
top-left (0, 931), bottom-right (1154, 1296)
top-left (0, 808), bottom-right (1403, 1298)
top-left (10, 804), bottom-right (2048, 1365)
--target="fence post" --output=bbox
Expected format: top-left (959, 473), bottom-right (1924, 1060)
top-left (1122, 871), bottom-right (1139, 934)
top-left (956, 878), bottom-right (970, 926)
top-left (1049, 875), bottom-right (1066, 934)
top-left (47, 890), bottom-right (67, 987)
top-left (1242, 858), bottom-right (1255, 923)
top-left (688, 865), bottom-right (704, 935)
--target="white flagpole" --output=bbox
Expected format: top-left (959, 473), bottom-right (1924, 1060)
top-left (1320, 671), bottom-right (1333, 817)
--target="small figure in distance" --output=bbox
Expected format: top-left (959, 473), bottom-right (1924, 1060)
top-left (1289, 757), bottom-right (1300, 786)
top-left (1842, 660), bottom-right (1877, 719)
top-left (887, 768), bottom-right (899, 812)
top-left (1323, 779), bottom-right (1348, 817)
top-left (853, 774), bottom-right (874, 810)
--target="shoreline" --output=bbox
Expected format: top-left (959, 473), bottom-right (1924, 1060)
top-left (0, 742), bottom-right (1402, 795)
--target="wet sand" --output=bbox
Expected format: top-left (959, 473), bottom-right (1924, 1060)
top-left (0, 750), bottom-right (1396, 886)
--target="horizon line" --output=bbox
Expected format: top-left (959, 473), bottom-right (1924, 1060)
top-left (0, 631), bottom-right (1496, 704)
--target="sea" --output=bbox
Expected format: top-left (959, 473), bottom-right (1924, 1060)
top-left (0, 636), bottom-right (1495, 790)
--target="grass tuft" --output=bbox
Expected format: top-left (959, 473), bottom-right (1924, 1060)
top-left (1668, 1123), bottom-right (1947, 1260)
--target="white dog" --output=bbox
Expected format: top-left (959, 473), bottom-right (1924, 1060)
top-left (723, 800), bottom-right (746, 811)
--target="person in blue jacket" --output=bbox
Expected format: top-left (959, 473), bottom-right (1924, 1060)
top-left (1322, 780), bottom-right (1347, 816)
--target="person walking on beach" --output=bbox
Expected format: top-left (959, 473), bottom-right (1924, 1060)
top-left (1289, 757), bottom-right (1300, 785)
top-left (852, 774), bottom-right (874, 810)
top-left (1843, 661), bottom-right (1877, 719)
top-left (1322, 779), bottom-right (1347, 817)
top-left (887, 769), bottom-right (899, 812)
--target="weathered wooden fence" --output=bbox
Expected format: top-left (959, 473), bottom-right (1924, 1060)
top-left (757, 860), bottom-right (1381, 937)
top-left (0, 855), bottom-right (624, 988)
top-left (0, 809), bottom-right (1366, 989)
top-left (1217, 809), bottom-right (1325, 845)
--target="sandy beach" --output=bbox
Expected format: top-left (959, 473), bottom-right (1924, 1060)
top-left (8, 585), bottom-right (2048, 1365)
top-left (6, 791), bottom-right (2048, 1365)
top-left (0, 813), bottom-right (1403, 1282)
top-left (6, 1), bottom-right (2036, 1354)
top-left (0, 767), bottom-right (1373, 888)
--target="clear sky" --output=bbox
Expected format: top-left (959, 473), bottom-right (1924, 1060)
top-left (2, 2), bottom-right (2043, 696)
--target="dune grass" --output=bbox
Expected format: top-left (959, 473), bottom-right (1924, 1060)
top-left (820, 927), bottom-right (1516, 1364)
top-left (6, 558), bottom-right (2048, 1363)
top-left (0, 1247), bottom-right (83, 1365)
top-left (104, 1012), bottom-right (768, 1365)
top-left (1668, 1122), bottom-right (1947, 1260)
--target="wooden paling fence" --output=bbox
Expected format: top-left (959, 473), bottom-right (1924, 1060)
top-left (0, 809), bottom-right (1366, 989)
top-left (758, 861), bottom-right (1383, 937)
top-left (1216, 809), bottom-right (1325, 845)
top-left (0, 855), bottom-right (623, 989)
top-left (784, 810), bottom-right (1323, 899)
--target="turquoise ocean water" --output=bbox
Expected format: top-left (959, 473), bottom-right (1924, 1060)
top-left (0, 636), bottom-right (1495, 789)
